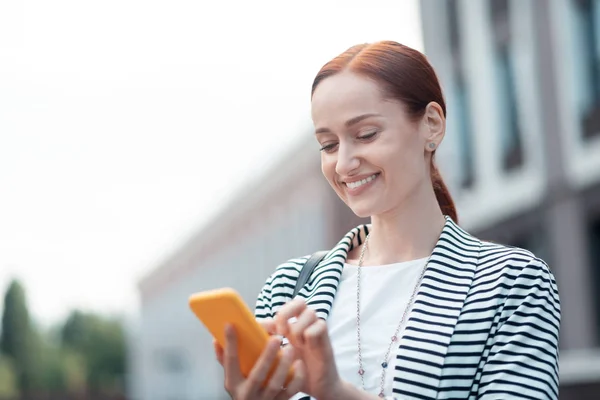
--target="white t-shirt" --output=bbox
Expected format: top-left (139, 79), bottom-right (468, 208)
top-left (326, 257), bottom-right (428, 397)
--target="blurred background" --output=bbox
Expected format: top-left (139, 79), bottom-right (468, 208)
top-left (1, 0), bottom-right (599, 399)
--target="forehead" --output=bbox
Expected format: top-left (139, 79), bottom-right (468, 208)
top-left (311, 72), bottom-right (388, 123)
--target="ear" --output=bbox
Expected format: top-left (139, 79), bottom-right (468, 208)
top-left (421, 101), bottom-right (445, 152)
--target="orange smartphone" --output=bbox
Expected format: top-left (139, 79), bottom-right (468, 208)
top-left (188, 287), bottom-right (293, 385)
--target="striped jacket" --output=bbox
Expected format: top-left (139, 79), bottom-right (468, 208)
top-left (254, 216), bottom-right (561, 399)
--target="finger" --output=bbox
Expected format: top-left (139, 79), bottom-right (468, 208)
top-left (274, 299), bottom-right (307, 336)
top-left (259, 318), bottom-right (284, 345)
top-left (223, 324), bottom-right (244, 393)
top-left (261, 345), bottom-right (295, 398)
top-left (275, 359), bottom-right (306, 400)
top-left (303, 319), bottom-right (330, 349)
top-left (245, 336), bottom-right (282, 394)
top-left (288, 308), bottom-right (318, 348)
top-left (213, 339), bottom-right (224, 366)
top-left (258, 318), bottom-right (277, 335)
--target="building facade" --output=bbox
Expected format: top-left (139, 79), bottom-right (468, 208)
top-left (420, 0), bottom-right (600, 397)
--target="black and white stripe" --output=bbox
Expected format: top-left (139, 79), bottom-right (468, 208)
top-left (255, 217), bottom-right (561, 400)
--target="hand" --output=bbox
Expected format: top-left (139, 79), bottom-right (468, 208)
top-left (213, 319), bottom-right (306, 400)
top-left (274, 299), bottom-right (344, 400)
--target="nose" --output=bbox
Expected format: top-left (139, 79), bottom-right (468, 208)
top-left (335, 143), bottom-right (360, 177)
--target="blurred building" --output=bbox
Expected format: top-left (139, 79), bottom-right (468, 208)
top-left (127, 136), bottom-right (365, 400)
top-left (420, 0), bottom-right (600, 398)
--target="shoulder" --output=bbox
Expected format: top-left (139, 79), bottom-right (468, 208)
top-left (254, 255), bottom-right (311, 319)
top-left (452, 238), bottom-right (562, 338)
top-left (445, 216), bottom-right (559, 297)
top-left (268, 255), bottom-right (311, 280)
top-left (442, 219), bottom-right (556, 282)
top-left (478, 239), bottom-right (553, 275)
top-left (475, 239), bottom-right (559, 302)
top-left (259, 249), bottom-right (343, 300)
top-left (259, 255), bottom-right (311, 295)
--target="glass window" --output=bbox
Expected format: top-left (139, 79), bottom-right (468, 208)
top-left (447, 0), bottom-right (475, 189)
top-left (490, 0), bottom-right (525, 171)
top-left (572, 0), bottom-right (600, 139)
top-left (587, 215), bottom-right (600, 340)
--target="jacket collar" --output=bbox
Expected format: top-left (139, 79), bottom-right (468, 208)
top-left (311, 216), bottom-right (481, 396)
top-left (320, 215), bottom-right (479, 267)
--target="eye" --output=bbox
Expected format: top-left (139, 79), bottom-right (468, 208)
top-left (320, 142), bottom-right (338, 153)
top-left (358, 130), bottom-right (378, 140)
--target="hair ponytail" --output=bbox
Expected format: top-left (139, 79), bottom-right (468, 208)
top-left (430, 156), bottom-right (458, 223)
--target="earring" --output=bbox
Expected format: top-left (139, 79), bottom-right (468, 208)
top-left (428, 142), bottom-right (436, 149)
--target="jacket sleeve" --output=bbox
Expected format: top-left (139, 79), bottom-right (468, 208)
top-left (254, 273), bottom-right (275, 321)
top-left (477, 257), bottom-right (561, 399)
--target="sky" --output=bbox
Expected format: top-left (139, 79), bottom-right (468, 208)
top-left (0, 0), bottom-right (423, 327)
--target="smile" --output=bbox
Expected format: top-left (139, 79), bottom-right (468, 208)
top-left (345, 173), bottom-right (379, 189)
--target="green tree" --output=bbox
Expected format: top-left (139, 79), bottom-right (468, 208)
top-left (60, 310), bottom-right (126, 393)
top-left (0, 279), bottom-right (35, 392)
top-left (0, 354), bottom-right (19, 398)
top-left (29, 332), bottom-right (67, 392)
top-left (60, 349), bottom-right (87, 394)
top-left (21, 322), bottom-right (86, 395)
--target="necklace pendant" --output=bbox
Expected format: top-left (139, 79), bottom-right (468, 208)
top-left (378, 392), bottom-right (385, 397)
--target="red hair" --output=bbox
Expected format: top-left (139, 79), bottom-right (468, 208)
top-left (311, 41), bottom-right (458, 223)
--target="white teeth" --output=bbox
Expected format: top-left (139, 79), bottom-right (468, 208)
top-left (346, 174), bottom-right (377, 189)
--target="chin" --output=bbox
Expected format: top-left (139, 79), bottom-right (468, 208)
top-left (346, 201), bottom-right (377, 219)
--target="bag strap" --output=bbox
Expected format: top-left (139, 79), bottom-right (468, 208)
top-left (292, 250), bottom-right (329, 298)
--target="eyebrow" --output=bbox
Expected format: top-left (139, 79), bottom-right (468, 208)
top-left (315, 113), bottom-right (382, 135)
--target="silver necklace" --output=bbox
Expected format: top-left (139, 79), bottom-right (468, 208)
top-left (355, 232), bottom-right (430, 398)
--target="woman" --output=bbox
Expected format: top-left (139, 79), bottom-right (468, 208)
top-left (214, 41), bottom-right (561, 400)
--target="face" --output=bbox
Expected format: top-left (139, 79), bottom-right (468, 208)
top-left (311, 71), bottom-right (443, 218)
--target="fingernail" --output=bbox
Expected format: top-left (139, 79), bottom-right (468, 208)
top-left (288, 317), bottom-right (298, 324)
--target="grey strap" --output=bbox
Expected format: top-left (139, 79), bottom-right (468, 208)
top-left (292, 251), bottom-right (328, 298)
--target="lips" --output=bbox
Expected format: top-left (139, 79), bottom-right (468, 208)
top-left (341, 173), bottom-right (380, 196)
top-left (345, 173), bottom-right (379, 189)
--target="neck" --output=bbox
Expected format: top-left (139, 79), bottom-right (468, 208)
top-left (364, 183), bottom-right (446, 266)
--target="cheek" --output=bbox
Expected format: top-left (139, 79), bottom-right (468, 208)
top-left (379, 143), bottom-right (425, 184)
top-left (321, 156), bottom-right (336, 182)
top-left (322, 157), bottom-right (345, 194)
